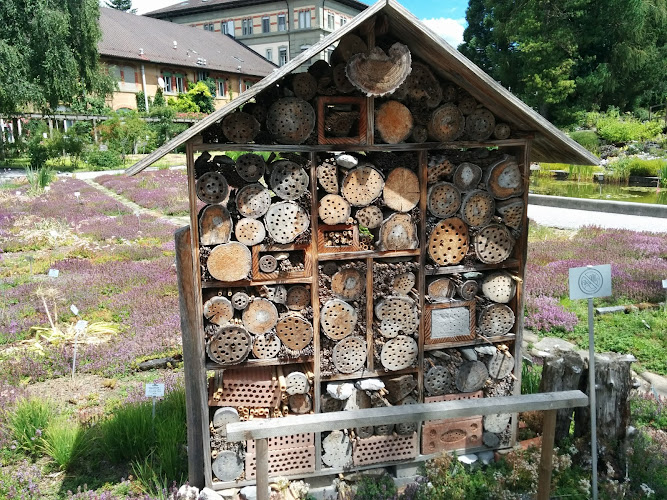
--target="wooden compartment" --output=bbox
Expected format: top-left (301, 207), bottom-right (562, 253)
top-left (251, 243), bottom-right (312, 281)
top-left (317, 224), bottom-right (361, 254)
top-left (424, 300), bottom-right (476, 345)
top-left (317, 96), bottom-right (369, 145)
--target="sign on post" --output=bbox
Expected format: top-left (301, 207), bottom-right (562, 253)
top-left (146, 383), bottom-right (165, 420)
top-left (48, 269), bottom-right (60, 278)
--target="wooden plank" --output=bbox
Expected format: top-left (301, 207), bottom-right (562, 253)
top-left (537, 409), bottom-right (557, 500)
top-left (321, 366), bottom-right (418, 382)
top-left (417, 150), bottom-right (427, 404)
top-left (255, 438), bottom-right (270, 500)
top-left (201, 276), bottom-right (313, 288)
top-left (424, 259), bottom-right (520, 276)
top-left (423, 334), bottom-right (516, 350)
top-left (205, 356), bottom-right (314, 371)
top-left (319, 249), bottom-right (420, 261)
top-left (226, 391), bottom-right (588, 441)
top-left (366, 257), bottom-right (374, 371)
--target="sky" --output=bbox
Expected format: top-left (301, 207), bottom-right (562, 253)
top-left (129, 0), bottom-right (469, 47)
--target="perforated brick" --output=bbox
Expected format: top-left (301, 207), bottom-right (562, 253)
top-left (245, 445), bottom-right (316, 478)
top-left (425, 390), bottom-right (484, 404)
top-left (212, 367), bottom-right (280, 408)
top-left (352, 432), bottom-right (418, 467)
top-left (421, 416), bottom-right (483, 454)
top-left (246, 433), bottom-right (314, 453)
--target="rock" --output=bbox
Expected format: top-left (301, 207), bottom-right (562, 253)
top-left (342, 388), bottom-right (371, 411)
top-left (638, 371), bottom-right (667, 398)
top-left (342, 468), bottom-right (389, 481)
top-left (239, 486), bottom-right (270, 500)
top-left (177, 485), bottom-right (199, 500)
top-left (138, 357), bottom-right (177, 370)
top-left (531, 337), bottom-right (576, 358)
top-left (475, 346), bottom-right (496, 356)
top-left (478, 450), bottom-right (495, 465)
top-left (335, 154), bottom-right (358, 169)
top-left (327, 382), bottom-right (355, 400)
top-left (482, 431), bottom-right (500, 448)
top-left (459, 347), bottom-right (478, 361)
top-left (522, 330), bottom-right (539, 344)
top-left (595, 306), bottom-right (626, 315)
top-left (626, 426), bottom-right (637, 437)
top-left (355, 379), bottom-right (385, 391)
top-left (457, 453), bottom-right (478, 465)
top-left (199, 488), bottom-right (224, 500)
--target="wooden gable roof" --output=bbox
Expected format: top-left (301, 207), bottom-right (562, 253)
top-left (127, 0), bottom-right (597, 176)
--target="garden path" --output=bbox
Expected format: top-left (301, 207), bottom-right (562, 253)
top-left (528, 204), bottom-right (667, 232)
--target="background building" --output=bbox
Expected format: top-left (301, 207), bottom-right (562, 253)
top-left (144, 0), bottom-right (368, 68)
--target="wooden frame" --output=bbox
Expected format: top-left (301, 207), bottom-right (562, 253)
top-left (424, 300), bottom-right (476, 345)
top-left (317, 96), bottom-right (369, 145)
top-left (317, 223), bottom-right (361, 254)
top-left (251, 243), bottom-right (312, 281)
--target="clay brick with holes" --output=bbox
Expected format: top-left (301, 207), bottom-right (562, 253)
top-left (425, 390), bottom-right (484, 404)
top-left (246, 433), bottom-right (314, 453)
top-left (352, 432), bottom-right (418, 466)
top-left (422, 416), bottom-right (483, 454)
top-left (208, 367), bottom-right (281, 408)
top-left (245, 444), bottom-right (316, 478)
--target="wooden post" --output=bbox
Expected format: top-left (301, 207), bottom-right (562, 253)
top-left (537, 409), bottom-right (557, 500)
top-left (255, 438), bottom-right (270, 500)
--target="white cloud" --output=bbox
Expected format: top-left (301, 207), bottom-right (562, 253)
top-left (420, 17), bottom-right (466, 48)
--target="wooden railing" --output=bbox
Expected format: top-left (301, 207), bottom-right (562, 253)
top-left (225, 390), bottom-right (588, 500)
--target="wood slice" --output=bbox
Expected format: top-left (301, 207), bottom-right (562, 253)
top-left (222, 112), bottom-right (260, 143)
top-left (234, 218), bottom-right (266, 246)
top-left (356, 205), bottom-right (383, 229)
top-left (207, 325), bottom-right (252, 366)
top-left (428, 103), bottom-right (464, 142)
top-left (321, 393), bottom-right (344, 413)
top-left (236, 183), bottom-right (271, 219)
top-left (356, 426), bottom-right (374, 439)
top-left (496, 198), bottom-right (524, 229)
top-left (319, 194), bottom-right (351, 225)
top-left (457, 279), bottom-right (479, 301)
top-left (383, 167), bottom-right (420, 212)
top-left (428, 278), bottom-right (455, 300)
top-left (259, 254), bottom-right (278, 273)
top-left (333, 63), bottom-right (355, 93)
top-left (207, 242), bottom-right (252, 282)
top-left (465, 108), bottom-right (496, 140)
top-left (375, 296), bottom-right (418, 334)
top-left (481, 272), bottom-right (516, 303)
top-left (483, 413), bottom-right (511, 433)
top-left (474, 224), bottom-right (515, 264)
top-left (442, 83), bottom-right (458, 102)
top-left (346, 43), bottom-right (411, 97)
top-left (317, 162), bottom-right (339, 194)
top-left (385, 375), bottom-right (417, 403)
top-left (286, 285), bottom-right (310, 310)
top-left (203, 296), bottom-right (234, 326)
top-left (212, 450), bottom-right (244, 481)
top-left (199, 205), bottom-right (232, 246)
top-left (380, 335), bottom-right (418, 371)
top-left (334, 33), bottom-right (368, 62)
top-left (289, 393), bottom-right (312, 414)
top-left (375, 101), bottom-right (413, 144)
top-left (292, 72), bottom-right (318, 101)
top-left (322, 430), bottom-right (352, 468)
top-left (460, 190), bottom-right (495, 228)
top-left (231, 292), bottom-right (250, 310)
top-left (266, 98), bottom-right (316, 145)
top-left (252, 333), bottom-right (281, 359)
top-left (212, 406), bottom-right (240, 430)
top-left (266, 284), bottom-right (287, 304)
top-left (235, 153), bottom-right (266, 182)
top-left (285, 371), bottom-right (310, 395)
top-left (379, 320), bottom-right (402, 339)
top-left (392, 272), bottom-right (416, 295)
top-left (427, 217), bottom-right (469, 266)
top-left (396, 62), bottom-right (443, 108)
top-left (332, 336), bottom-right (367, 373)
top-left (427, 182), bottom-right (461, 218)
top-left (478, 303), bottom-right (515, 336)
top-left (377, 213), bottom-right (419, 251)
top-left (408, 124), bottom-right (427, 143)
top-left (457, 94), bottom-right (478, 115)
top-left (341, 164), bottom-right (384, 207)
top-left (331, 268), bottom-right (364, 300)
top-left (493, 123), bottom-right (511, 140)
top-left (264, 201), bottom-right (309, 244)
top-left (424, 365), bottom-right (451, 396)
top-left (270, 160), bottom-right (309, 201)
top-left (374, 422), bottom-right (394, 436)
top-left (242, 102), bottom-right (266, 127)
top-left (455, 361), bottom-right (489, 392)
top-left (242, 298), bottom-right (279, 334)
top-left (427, 154), bottom-right (455, 183)
top-left (196, 172), bottom-right (228, 204)
top-left (485, 156), bottom-right (524, 200)
top-left (276, 315), bottom-right (313, 351)
top-left (320, 299), bottom-right (357, 340)
top-left (453, 162), bottom-right (483, 191)
top-left (309, 59), bottom-right (332, 79)
top-left (487, 351), bottom-right (514, 379)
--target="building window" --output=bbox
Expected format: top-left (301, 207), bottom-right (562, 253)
top-left (298, 10), bottom-right (311, 29)
top-left (262, 16), bottom-right (270, 33)
top-left (277, 14), bottom-right (286, 31)
top-left (217, 79), bottom-right (227, 97)
top-left (174, 74), bottom-right (185, 93)
top-left (203, 23), bottom-right (215, 31)
top-left (327, 12), bottom-right (334, 29)
top-left (222, 20), bottom-right (234, 36)
top-left (244, 80), bottom-right (253, 91)
top-left (242, 18), bottom-right (253, 35)
top-left (340, 16), bottom-right (346, 25)
top-left (197, 70), bottom-right (210, 81)
top-left (278, 46), bottom-right (288, 66)
top-left (266, 48), bottom-right (273, 62)
top-left (108, 65), bottom-right (121, 82)
top-left (162, 72), bottom-right (173, 93)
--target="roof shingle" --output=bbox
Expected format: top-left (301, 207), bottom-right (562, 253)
top-left (145, 0), bottom-right (368, 17)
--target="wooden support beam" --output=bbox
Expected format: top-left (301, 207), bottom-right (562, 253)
top-left (537, 409), bottom-right (557, 500)
top-left (256, 438), bottom-right (269, 500)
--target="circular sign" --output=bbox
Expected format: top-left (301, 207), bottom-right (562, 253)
top-left (578, 268), bottom-right (604, 295)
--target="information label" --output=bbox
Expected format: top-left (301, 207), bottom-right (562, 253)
top-left (145, 383), bottom-right (165, 398)
top-left (569, 264), bottom-right (612, 300)
top-left (48, 269), bottom-right (60, 278)
top-left (74, 320), bottom-right (88, 333)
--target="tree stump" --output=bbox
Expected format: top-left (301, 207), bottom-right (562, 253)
top-left (319, 194), bottom-right (351, 225)
top-left (427, 154), bottom-right (455, 183)
top-left (264, 202), bottom-right (309, 244)
top-left (292, 72), bottom-right (318, 101)
top-left (465, 108), bottom-right (496, 141)
top-left (377, 213), bottom-right (419, 251)
top-left (481, 271), bottom-right (516, 303)
top-left (453, 162), bottom-right (483, 192)
top-left (236, 183), bottom-right (271, 219)
top-left (346, 43), bottom-right (411, 97)
top-left (427, 182), bottom-right (461, 218)
top-left (428, 278), bottom-right (456, 301)
top-left (235, 153), bottom-right (266, 182)
top-left (484, 156), bottom-right (524, 200)
top-left (341, 165), bottom-right (384, 206)
top-left (381, 335), bottom-right (418, 371)
top-left (270, 160), bottom-right (309, 201)
top-left (196, 172), bottom-right (229, 204)
top-left (286, 285), bottom-right (310, 310)
top-left (496, 198), bottom-right (524, 229)
top-left (322, 430), bottom-right (353, 468)
top-left (478, 303), bottom-right (515, 336)
top-left (456, 361), bottom-right (489, 392)
top-left (428, 103), bottom-right (464, 142)
top-left (474, 224), bottom-right (515, 264)
top-left (207, 325), bottom-right (252, 366)
top-left (427, 217), bottom-right (469, 266)
top-left (252, 333), bottom-right (281, 359)
top-left (383, 167), bottom-right (420, 212)
top-left (242, 298), bottom-right (279, 334)
top-left (317, 161), bottom-right (339, 194)
top-left (276, 315), bottom-right (313, 351)
top-left (332, 336), bottom-right (367, 373)
top-left (460, 190), bottom-right (495, 228)
top-left (234, 218), bottom-right (266, 246)
top-left (207, 242), bottom-right (252, 282)
top-left (199, 205), bottom-right (232, 246)
top-left (267, 98), bottom-right (315, 145)
top-left (320, 299), bottom-right (358, 340)
top-left (374, 101), bottom-right (414, 144)
top-left (331, 268), bottom-right (364, 300)
top-left (356, 205), bottom-right (383, 229)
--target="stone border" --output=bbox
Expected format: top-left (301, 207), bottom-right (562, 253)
top-left (528, 194), bottom-right (667, 219)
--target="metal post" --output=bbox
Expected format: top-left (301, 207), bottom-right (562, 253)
top-left (152, 397), bottom-right (157, 420)
top-left (588, 297), bottom-right (598, 500)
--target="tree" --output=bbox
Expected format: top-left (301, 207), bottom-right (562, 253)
top-left (104, 0), bottom-right (134, 12)
top-left (98, 111), bottom-right (152, 161)
top-left (0, 0), bottom-right (115, 115)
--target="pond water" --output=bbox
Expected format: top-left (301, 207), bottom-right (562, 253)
top-left (529, 178), bottom-right (667, 205)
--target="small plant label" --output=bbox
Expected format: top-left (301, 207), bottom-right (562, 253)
top-left (74, 320), bottom-right (88, 333)
top-left (48, 268), bottom-right (60, 278)
top-left (145, 383), bottom-right (165, 398)
top-left (662, 279), bottom-right (667, 289)
top-left (15, 191), bottom-right (21, 196)
top-left (568, 264), bottom-right (611, 300)
top-left (70, 305), bottom-right (79, 316)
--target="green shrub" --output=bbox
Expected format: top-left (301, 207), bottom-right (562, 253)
top-left (85, 149), bottom-right (123, 170)
top-left (354, 474), bottom-right (397, 500)
top-left (568, 130), bottom-right (600, 154)
top-left (8, 398), bottom-right (53, 456)
top-left (630, 393), bottom-right (667, 431)
top-left (41, 417), bottom-right (91, 470)
top-left (596, 116), bottom-right (664, 143)
top-left (627, 430), bottom-right (667, 498)
top-left (25, 165), bottom-right (55, 192)
top-left (100, 401), bottom-right (154, 463)
top-left (609, 157), bottom-right (667, 181)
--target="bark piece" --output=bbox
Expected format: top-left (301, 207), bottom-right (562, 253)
top-left (331, 268), bottom-right (364, 300)
top-left (242, 298), bottom-right (279, 334)
top-left (320, 299), bottom-right (357, 340)
top-left (496, 198), bottom-right (524, 229)
top-left (456, 361), bottom-right (489, 392)
top-left (319, 194), bottom-right (351, 225)
top-left (427, 217), bottom-right (469, 266)
top-left (460, 190), bottom-right (495, 228)
top-left (453, 162), bottom-right (483, 191)
top-left (356, 205), bottom-right (383, 229)
top-left (485, 156), bottom-right (524, 200)
top-left (236, 183), bottom-right (271, 219)
top-left (474, 223), bottom-right (515, 264)
top-left (346, 43), bottom-right (411, 97)
top-left (222, 112), bottom-right (260, 143)
top-left (427, 182), bottom-right (461, 218)
top-left (341, 164), bottom-right (384, 207)
top-left (380, 335), bottom-right (418, 371)
top-left (234, 218), bottom-right (266, 246)
top-left (289, 393), bottom-right (312, 414)
top-left (465, 108), bottom-right (496, 141)
top-left (270, 160), bottom-right (309, 201)
top-left (428, 103), bottom-right (464, 142)
top-left (267, 98), bottom-right (316, 145)
top-left (264, 201), bottom-right (309, 244)
top-left (203, 296), bottom-right (234, 326)
top-left (377, 213), bottom-right (419, 251)
top-left (286, 285), bottom-right (310, 310)
top-left (478, 303), bottom-right (515, 336)
top-left (196, 172), bottom-right (229, 204)
top-left (199, 205), bottom-right (232, 246)
top-left (322, 430), bottom-right (353, 468)
top-left (375, 101), bottom-right (414, 144)
top-left (493, 123), bottom-right (511, 140)
top-left (427, 154), bottom-right (455, 183)
top-left (276, 315), bottom-right (313, 351)
top-left (292, 72), bottom-right (318, 101)
top-left (428, 278), bottom-right (455, 301)
top-left (481, 271), bottom-right (516, 303)
top-left (383, 167), bottom-right (420, 212)
top-left (212, 451), bottom-right (243, 481)
top-left (317, 161), bottom-right (339, 194)
top-left (207, 325), bottom-right (252, 365)
top-left (207, 242), bottom-right (252, 282)
top-left (252, 333), bottom-right (281, 359)
top-left (235, 153), bottom-right (266, 182)
top-left (332, 336), bottom-right (367, 373)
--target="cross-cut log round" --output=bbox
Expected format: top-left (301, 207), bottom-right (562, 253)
top-left (259, 254), bottom-right (277, 273)
top-left (207, 242), bottom-right (252, 282)
top-left (383, 167), bottom-right (420, 212)
top-left (428, 278), bottom-right (455, 300)
top-left (212, 451), bottom-right (243, 481)
top-left (457, 94), bottom-right (478, 115)
top-left (203, 296), bottom-right (234, 325)
top-left (333, 63), bottom-right (355, 94)
top-left (331, 268), bottom-right (364, 301)
top-left (235, 153), bottom-right (266, 182)
top-left (394, 62), bottom-right (442, 108)
top-left (377, 213), bottom-right (419, 251)
top-left (242, 298), bottom-right (279, 334)
top-left (478, 303), bottom-right (515, 336)
top-left (496, 197), bottom-right (524, 229)
top-left (231, 291), bottom-right (250, 310)
top-left (481, 271), bottom-right (516, 303)
top-left (465, 108), bottom-right (496, 141)
top-left (236, 183), bottom-right (271, 219)
top-left (427, 217), bottom-right (469, 266)
top-left (222, 112), bottom-right (260, 143)
top-left (493, 123), bottom-right (511, 140)
top-left (234, 218), bottom-right (266, 246)
top-left (341, 164), bottom-right (384, 206)
top-left (266, 98), bottom-right (315, 144)
top-left (457, 279), bottom-right (479, 300)
top-left (319, 194), bottom-right (351, 225)
top-left (331, 33), bottom-right (367, 63)
top-left (424, 365), bottom-right (451, 396)
top-left (427, 182), bottom-right (461, 218)
top-left (332, 336), bottom-right (367, 373)
top-left (264, 201), bottom-right (309, 244)
top-left (487, 351), bottom-right (514, 379)
top-left (252, 333), bottom-right (281, 359)
top-left (474, 223), bottom-right (515, 264)
top-left (285, 371), bottom-right (310, 395)
top-left (485, 156), bottom-right (524, 200)
top-left (355, 205), bottom-right (383, 229)
top-left (375, 101), bottom-right (414, 144)
top-left (453, 162), bottom-right (483, 191)
top-left (375, 296), bottom-right (418, 335)
top-left (292, 72), bottom-right (318, 101)
top-left (428, 103), bottom-right (464, 142)
top-left (270, 160), bottom-right (309, 201)
top-left (317, 161), bottom-right (339, 194)
top-left (427, 154), bottom-right (455, 183)
top-left (381, 335), bottom-right (418, 371)
top-left (392, 272), bottom-right (416, 295)
top-left (346, 43), bottom-right (411, 97)
top-left (320, 299), bottom-right (357, 340)
top-left (207, 325), bottom-right (252, 366)
top-left (460, 189), bottom-right (495, 228)
top-left (289, 393), bottom-right (312, 414)
top-left (199, 204), bottom-right (232, 246)
top-left (455, 361), bottom-right (489, 392)
top-left (276, 314), bottom-right (313, 351)
top-left (196, 171), bottom-right (228, 204)
top-left (286, 285), bottom-right (310, 310)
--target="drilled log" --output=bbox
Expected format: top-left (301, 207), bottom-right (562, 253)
top-left (377, 213), bottom-right (419, 251)
top-left (196, 172), bottom-right (229, 205)
top-left (320, 299), bottom-right (357, 340)
top-left (394, 62), bottom-right (442, 108)
top-left (484, 156), bottom-right (524, 200)
top-left (460, 190), bottom-right (495, 228)
top-left (427, 154), bottom-right (455, 183)
top-left (286, 285), bottom-right (310, 310)
top-left (424, 365), bottom-right (451, 396)
top-left (285, 371), bottom-right (310, 395)
top-left (341, 164), bottom-right (384, 207)
top-left (266, 98), bottom-right (316, 145)
top-left (252, 333), bottom-right (281, 359)
top-left (333, 63), bottom-right (355, 94)
top-left (427, 217), bottom-right (469, 266)
top-left (259, 254), bottom-right (278, 273)
top-left (374, 100), bottom-right (413, 144)
top-left (392, 272), bottom-right (416, 296)
top-left (292, 72), bottom-right (318, 101)
top-left (270, 160), bottom-right (309, 201)
top-left (332, 336), bottom-right (367, 373)
top-left (496, 198), bottom-right (524, 229)
top-left (235, 153), bottom-right (266, 182)
top-left (317, 161), bottom-right (339, 194)
top-left (319, 194), bottom-right (351, 225)
top-left (487, 351), bottom-right (514, 379)
top-left (453, 162), bottom-right (483, 191)
top-left (427, 182), bottom-right (461, 218)
top-left (493, 123), bottom-right (511, 140)
top-left (234, 218), bottom-right (266, 246)
top-left (222, 112), bottom-right (260, 144)
top-left (207, 325), bottom-right (252, 366)
top-left (203, 296), bottom-right (234, 326)
top-left (481, 271), bottom-right (516, 303)
top-left (478, 303), bottom-right (515, 336)
top-left (381, 335), bottom-right (418, 371)
top-left (289, 393), bottom-right (313, 414)
top-left (457, 94), bottom-right (478, 115)
top-left (428, 103), bottom-right (464, 142)
top-left (457, 279), bottom-right (479, 301)
top-left (383, 167), bottom-right (420, 212)
top-left (465, 108), bottom-right (496, 141)
top-left (346, 43), bottom-right (411, 97)
top-left (264, 201), bottom-right (309, 244)
top-left (242, 298), bottom-right (279, 334)
top-left (276, 315), bottom-right (313, 351)
top-left (236, 183), bottom-right (271, 219)
top-left (331, 268), bottom-right (364, 300)
top-left (355, 205), bottom-right (383, 229)
top-left (474, 223), bottom-right (515, 264)
top-left (207, 242), bottom-right (252, 282)
top-left (199, 205), bottom-right (232, 246)
top-left (428, 278), bottom-right (455, 301)
top-left (231, 292), bottom-right (250, 310)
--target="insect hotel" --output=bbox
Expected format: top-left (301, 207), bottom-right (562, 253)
top-left (129, 0), bottom-right (596, 492)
